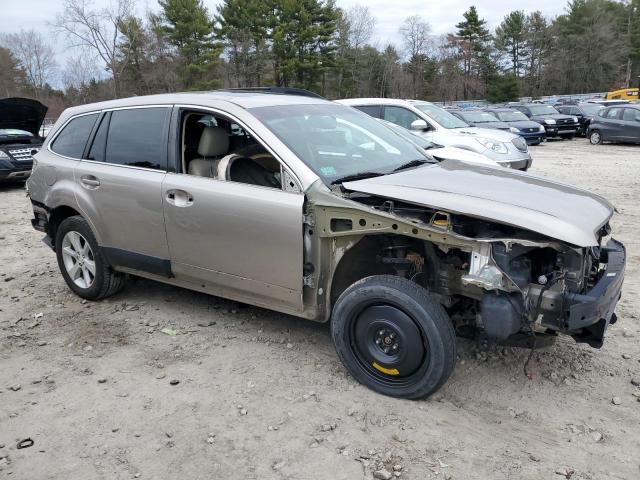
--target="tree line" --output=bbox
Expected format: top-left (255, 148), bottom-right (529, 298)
top-left (0, 0), bottom-right (639, 117)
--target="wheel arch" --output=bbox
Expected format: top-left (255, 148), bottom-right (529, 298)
top-left (48, 204), bottom-right (82, 247)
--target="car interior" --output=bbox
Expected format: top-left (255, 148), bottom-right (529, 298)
top-left (180, 111), bottom-right (282, 189)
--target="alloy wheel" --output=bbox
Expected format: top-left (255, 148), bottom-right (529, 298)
top-left (61, 231), bottom-right (96, 289)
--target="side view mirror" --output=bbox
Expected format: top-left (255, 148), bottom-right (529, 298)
top-left (410, 119), bottom-right (429, 131)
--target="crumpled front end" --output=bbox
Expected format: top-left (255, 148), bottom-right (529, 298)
top-left (464, 233), bottom-right (625, 348)
top-left (308, 176), bottom-right (625, 349)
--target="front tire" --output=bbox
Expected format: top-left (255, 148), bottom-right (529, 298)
top-left (331, 275), bottom-right (456, 399)
top-left (589, 130), bottom-right (602, 145)
top-left (55, 215), bottom-right (126, 300)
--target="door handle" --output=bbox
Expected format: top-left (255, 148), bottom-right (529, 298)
top-left (166, 189), bottom-right (194, 207)
top-left (80, 175), bottom-right (100, 189)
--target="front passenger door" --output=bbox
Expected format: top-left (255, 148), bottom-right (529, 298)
top-left (161, 109), bottom-right (305, 312)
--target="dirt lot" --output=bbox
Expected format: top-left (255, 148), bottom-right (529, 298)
top-left (1, 139), bottom-right (639, 480)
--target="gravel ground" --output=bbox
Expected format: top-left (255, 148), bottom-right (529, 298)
top-left (1, 138), bottom-right (639, 480)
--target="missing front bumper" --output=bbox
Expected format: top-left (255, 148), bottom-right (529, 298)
top-left (565, 239), bottom-right (626, 348)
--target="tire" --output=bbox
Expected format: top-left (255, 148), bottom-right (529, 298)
top-left (55, 215), bottom-right (126, 300)
top-left (589, 130), bottom-right (602, 145)
top-left (330, 275), bottom-right (456, 399)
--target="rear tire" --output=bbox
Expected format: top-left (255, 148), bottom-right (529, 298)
top-left (55, 215), bottom-right (126, 300)
top-left (589, 130), bottom-right (603, 145)
top-left (330, 275), bottom-right (456, 399)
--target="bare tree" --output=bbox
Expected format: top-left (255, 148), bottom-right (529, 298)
top-left (400, 15), bottom-right (431, 61)
top-left (63, 51), bottom-right (99, 89)
top-left (0, 29), bottom-right (57, 93)
top-left (347, 5), bottom-right (376, 51)
top-left (344, 5), bottom-right (377, 96)
top-left (53, 0), bottom-right (135, 97)
top-left (399, 15), bottom-right (432, 97)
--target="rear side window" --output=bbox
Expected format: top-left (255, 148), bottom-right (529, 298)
top-left (86, 113), bottom-right (110, 162)
top-left (50, 113), bottom-right (99, 158)
top-left (105, 108), bottom-right (168, 170)
top-left (354, 105), bottom-right (381, 118)
top-left (605, 108), bottom-right (622, 120)
top-left (622, 108), bottom-right (640, 121)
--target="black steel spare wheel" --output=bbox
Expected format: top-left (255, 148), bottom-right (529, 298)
top-left (331, 275), bottom-right (456, 399)
top-left (353, 305), bottom-right (426, 380)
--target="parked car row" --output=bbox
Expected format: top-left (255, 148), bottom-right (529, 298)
top-left (22, 88), bottom-right (626, 400)
top-left (337, 98), bottom-right (533, 170)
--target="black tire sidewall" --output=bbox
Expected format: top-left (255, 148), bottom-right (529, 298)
top-left (55, 216), bottom-right (106, 300)
top-left (331, 276), bottom-right (455, 399)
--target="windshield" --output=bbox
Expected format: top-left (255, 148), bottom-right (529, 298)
top-left (528, 105), bottom-right (559, 115)
top-left (250, 104), bottom-right (428, 184)
top-left (494, 111), bottom-right (528, 122)
top-left (458, 111), bottom-right (499, 123)
top-left (578, 104), bottom-right (604, 115)
top-left (413, 103), bottom-right (469, 128)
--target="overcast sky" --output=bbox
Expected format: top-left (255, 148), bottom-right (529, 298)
top-left (1, 0), bottom-right (571, 83)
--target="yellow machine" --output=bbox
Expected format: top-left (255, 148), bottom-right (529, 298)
top-left (606, 88), bottom-right (639, 101)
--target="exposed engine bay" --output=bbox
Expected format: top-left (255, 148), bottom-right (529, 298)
top-left (311, 190), bottom-right (623, 350)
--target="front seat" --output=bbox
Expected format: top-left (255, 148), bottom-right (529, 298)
top-left (188, 126), bottom-right (229, 177)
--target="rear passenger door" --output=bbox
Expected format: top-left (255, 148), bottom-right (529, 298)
top-left (621, 108), bottom-right (640, 141)
top-left (74, 106), bottom-right (172, 275)
top-left (602, 108), bottom-right (624, 140)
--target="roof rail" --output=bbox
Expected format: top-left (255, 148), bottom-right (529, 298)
top-left (215, 87), bottom-right (325, 99)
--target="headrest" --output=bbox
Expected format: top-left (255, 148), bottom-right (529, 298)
top-left (198, 127), bottom-right (229, 157)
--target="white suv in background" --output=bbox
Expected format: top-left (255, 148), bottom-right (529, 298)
top-left (337, 98), bottom-right (533, 171)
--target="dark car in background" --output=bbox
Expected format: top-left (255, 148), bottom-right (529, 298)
top-left (448, 109), bottom-right (512, 131)
top-left (556, 103), bottom-right (604, 136)
top-left (587, 104), bottom-right (640, 145)
top-left (484, 108), bottom-right (546, 145)
top-left (510, 104), bottom-right (580, 139)
top-left (0, 97), bottom-right (47, 184)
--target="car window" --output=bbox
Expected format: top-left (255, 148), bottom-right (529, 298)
top-left (456, 111), bottom-right (499, 123)
top-left (622, 108), bottom-right (640, 121)
top-left (528, 105), bottom-right (560, 115)
top-left (412, 103), bottom-right (468, 128)
top-left (578, 104), bottom-right (603, 116)
top-left (86, 113), bottom-right (110, 162)
top-left (495, 110), bottom-right (528, 121)
top-left (556, 106), bottom-right (568, 114)
top-left (354, 105), bottom-right (382, 118)
top-left (50, 113), bottom-right (99, 158)
top-left (605, 108), bottom-right (622, 120)
top-left (105, 108), bottom-right (168, 170)
top-left (180, 109), bottom-right (286, 190)
top-left (382, 106), bottom-right (421, 129)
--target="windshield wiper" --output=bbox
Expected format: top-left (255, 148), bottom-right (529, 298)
top-left (330, 171), bottom-right (386, 185)
top-left (392, 159), bottom-right (432, 172)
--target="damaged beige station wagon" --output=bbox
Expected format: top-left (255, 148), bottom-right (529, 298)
top-left (27, 89), bottom-right (625, 399)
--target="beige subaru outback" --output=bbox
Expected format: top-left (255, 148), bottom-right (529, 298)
top-left (27, 89), bottom-right (625, 399)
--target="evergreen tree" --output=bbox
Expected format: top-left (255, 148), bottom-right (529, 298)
top-left (455, 6), bottom-right (491, 99)
top-left (157, 0), bottom-right (222, 90)
top-left (486, 73), bottom-right (519, 102)
top-left (495, 11), bottom-right (528, 77)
